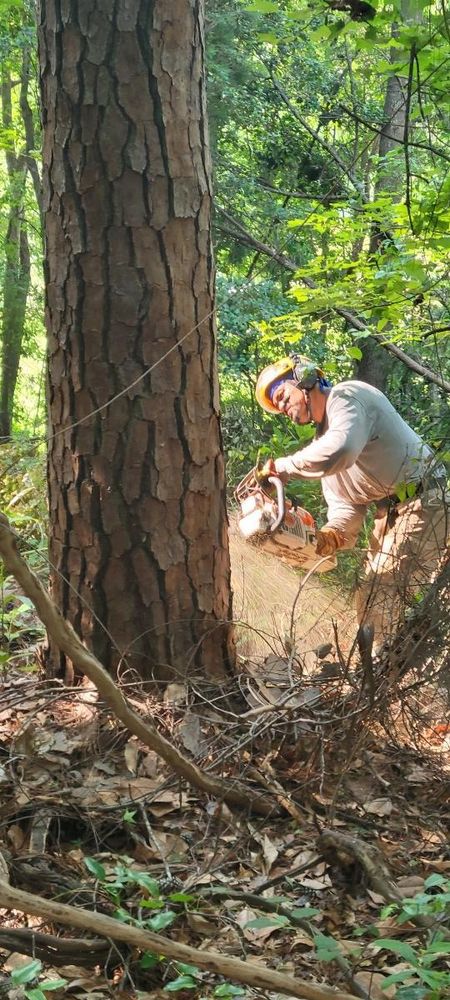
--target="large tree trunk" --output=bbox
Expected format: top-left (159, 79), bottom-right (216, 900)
top-left (38, 0), bottom-right (233, 681)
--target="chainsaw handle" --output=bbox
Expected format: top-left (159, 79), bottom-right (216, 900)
top-left (268, 476), bottom-right (286, 532)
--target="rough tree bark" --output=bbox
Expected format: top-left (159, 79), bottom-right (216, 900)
top-left (38, 0), bottom-right (233, 681)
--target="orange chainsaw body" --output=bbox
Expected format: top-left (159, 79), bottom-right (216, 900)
top-left (234, 469), bottom-right (336, 572)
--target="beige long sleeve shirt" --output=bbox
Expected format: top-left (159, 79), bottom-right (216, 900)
top-left (274, 380), bottom-right (435, 546)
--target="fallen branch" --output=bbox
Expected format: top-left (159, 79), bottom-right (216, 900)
top-left (0, 927), bottom-right (110, 967)
top-left (0, 515), bottom-right (274, 818)
top-left (318, 829), bottom-right (401, 901)
top-left (200, 886), bottom-right (370, 1000)
top-left (318, 829), bottom-right (450, 938)
top-left (0, 878), bottom-right (359, 1000)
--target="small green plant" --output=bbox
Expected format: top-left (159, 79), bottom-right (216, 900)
top-left (10, 959), bottom-right (67, 1000)
top-left (84, 858), bottom-right (251, 995)
top-left (376, 874), bottom-right (450, 1000)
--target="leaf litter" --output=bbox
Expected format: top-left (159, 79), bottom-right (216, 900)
top-left (0, 660), bottom-right (449, 1000)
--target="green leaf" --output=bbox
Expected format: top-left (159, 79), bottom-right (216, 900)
top-left (290, 907), bottom-right (321, 919)
top-left (24, 990), bottom-right (47, 1000)
top-left (148, 910), bottom-right (177, 931)
top-left (382, 971), bottom-right (414, 988)
top-left (424, 873), bottom-right (446, 889)
top-left (313, 933), bottom-right (342, 962)
top-left (396, 986), bottom-right (429, 1000)
top-left (425, 940), bottom-right (450, 955)
top-left (164, 975), bottom-right (198, 991)
top-left (244, 915), bottom-right (290, 929)
top-left (114, 906), bottom-right (134, 923)
top-left (84, 857), bottom-right (106, 880)
top-left (134, 873), bottom-right (160, 895)
top-left (214, 987), bottom-right (246, 997)
top-left (11, 961), bottom-right (43, 985)
top-left (243, 0), bottom-right (278, 11)
top-left (347, 346), bottom-right (363, 361)
top-left (406, 482), bottom-right (417, 498)
top-left (377, 938), bottom-right (418, 964)
top-left (168, 892), bottom-right (196, 903)
top-left (256, 31), bottom-right (278, 43)
top-left (139, 952), bottom-right (161, 970)
top-left (39, 980), bottom-right (68, 991)
top-left (175, 964), bottom-right (200, 976)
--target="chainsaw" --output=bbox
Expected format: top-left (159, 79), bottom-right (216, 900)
top-left (234, 468), bottom-right (337, 573)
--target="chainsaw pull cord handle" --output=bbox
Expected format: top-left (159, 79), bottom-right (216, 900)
top-left (267, 476), bottom-right (286, 533)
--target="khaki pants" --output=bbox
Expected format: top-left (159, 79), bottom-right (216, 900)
top-left (355, 489), bottom-right (449, 651)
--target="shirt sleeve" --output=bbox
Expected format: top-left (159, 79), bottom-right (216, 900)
top-left (274, 388), bottom-right (375, 480)
top-left (321, 477), bottom-right (368, 549)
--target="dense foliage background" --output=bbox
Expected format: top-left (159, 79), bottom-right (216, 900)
top-left (0, 0), bottom-right (449, 525)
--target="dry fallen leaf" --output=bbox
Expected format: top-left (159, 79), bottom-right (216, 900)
top-left (235, 906), bottom-right (282, 943)
top-left (366, 889), bottom-right (386, 906)
top-left (355, 972), bottom-right (396, 999)
top-left (186, 910), bottom-right (218, 936)
top-left (179, 712), bottom-right (202, 755)
top-left (124, 739), bottom-right (139, 774)
top-left (397, 875), bottom-right (424, 898)
top-left (298, 875), bottom-right (331, 890)
top-left (363, 797), bottom-right (393, 817)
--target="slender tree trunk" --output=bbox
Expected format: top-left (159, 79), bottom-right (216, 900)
top-left (0, 224), bottom-right (31, 439)
top-left (0, 66), bottom-right (31, 441)
top-left (356, 46), bottom-right (405, 390)
top-left (38, 0), bottom-right (233, 682)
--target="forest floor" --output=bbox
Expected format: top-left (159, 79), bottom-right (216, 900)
top-left (0, 534), bottom-right (449, 1000)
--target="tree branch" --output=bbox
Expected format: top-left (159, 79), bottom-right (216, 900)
top-left (215, 207), bottom-right (450, 394)
top-left (268, 72), bottom-right (366, 200)
top-left (338, 102), bottom-right (450, 163)
top-left (0, 878), bottom-right (358, 1000)
top-left (0, 515), bottom-right (275, 818)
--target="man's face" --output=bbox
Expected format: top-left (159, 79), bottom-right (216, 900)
top-left (271, 380), bottom-right (310, 424)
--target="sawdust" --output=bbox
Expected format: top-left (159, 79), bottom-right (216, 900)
top-left (229, 516), bottom-right (356, 660)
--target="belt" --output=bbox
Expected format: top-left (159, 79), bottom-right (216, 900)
top-left (376, 475), bottom-right (447, 512)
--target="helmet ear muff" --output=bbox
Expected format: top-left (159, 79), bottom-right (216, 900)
top-left (294, 370), bottom-right (318, 391)
top-left (290, 353), bottom-right (324, 390)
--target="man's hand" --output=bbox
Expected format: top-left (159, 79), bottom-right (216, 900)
top-left (256, 458), bottom-right (290, 485)
top-left (315, 526), bottom-right (346, 557)
top-left (255, 458), bottom-right (277, 484)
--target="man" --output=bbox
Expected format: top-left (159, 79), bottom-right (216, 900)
top-left (256, 354), bottom-right (449, 650)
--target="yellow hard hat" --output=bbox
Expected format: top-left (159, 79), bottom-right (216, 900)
top-left (255, 357), bottom-right (294, 414)
top-left (256, 354), bottom-right (325, 413)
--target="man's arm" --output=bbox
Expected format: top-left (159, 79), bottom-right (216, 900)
top-left (321, 484), bottom-right (368, 549)
top-left (275, 388), bottom-right (374, 480)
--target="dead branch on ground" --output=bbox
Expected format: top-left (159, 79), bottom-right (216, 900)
top-left (0, 514), bottom-right (275, 818)
top-left (0, 875), bottom-right (359, 1000)
top-left (318, 829), bottom-right (450, 938)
